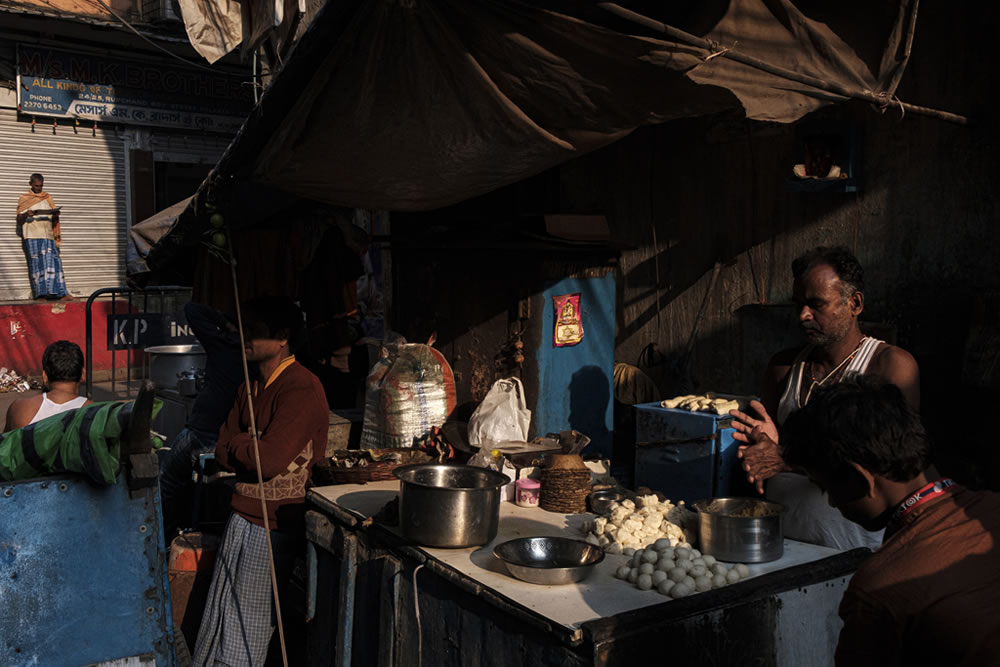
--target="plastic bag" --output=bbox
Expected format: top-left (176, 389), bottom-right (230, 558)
top-left (466, 447), bottom-right (517, 502)
top-left (360, 335), bottom-right (457, 449)
top-left (468, 377), bottom-right (531, 447)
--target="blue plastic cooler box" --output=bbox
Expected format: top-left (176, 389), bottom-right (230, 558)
top-left (633, 401), bottom-right (749, 505)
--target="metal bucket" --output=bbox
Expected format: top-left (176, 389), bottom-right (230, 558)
top-left (145, 344), bottom-right (206, 392)
top-left (394, 464), bottom-right (511, 548)
top-left (693, 497), bottom-right (784, 563)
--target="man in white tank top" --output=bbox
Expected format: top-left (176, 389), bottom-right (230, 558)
top-left (729, 246), bottom-right (920, 551)
top-left (4, 340), bottom-right (92, 431)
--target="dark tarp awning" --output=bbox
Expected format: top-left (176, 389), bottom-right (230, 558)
top-left (126, 197), bottom-right (194, 279)
top-left (241, 0), bottom-right (918, 211)
top-left (128, 0), bottom-right (928, 280)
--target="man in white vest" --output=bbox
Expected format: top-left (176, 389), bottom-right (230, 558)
top-left (4, 340), bottom-right (91, 431)
top-left (729, 246), bottom-right (920, 550)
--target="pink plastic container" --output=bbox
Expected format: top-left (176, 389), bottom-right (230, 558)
top-left (515, 478), bottom-right (541, 508)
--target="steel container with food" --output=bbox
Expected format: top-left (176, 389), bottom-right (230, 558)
top-left (693, 497), bottom-right (784, 563)
top-left (394, 464), bottom-right (511, 548)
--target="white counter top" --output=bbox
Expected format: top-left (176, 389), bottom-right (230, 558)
top-left (309, 481), bottom-right (843, 632)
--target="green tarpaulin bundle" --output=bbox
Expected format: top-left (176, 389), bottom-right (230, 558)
top-left (0, 400), bottom-right (162, 486)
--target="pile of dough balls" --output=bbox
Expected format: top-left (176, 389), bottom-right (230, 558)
top-left (614, 542), bottom-right (751, 599)
top-left (661, 394), bottom-right (739, 415)
top-left (583, 495), bottom-right (695, 554)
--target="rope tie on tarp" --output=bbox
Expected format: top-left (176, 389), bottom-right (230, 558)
top-left (873, 90), bottom-right (907, 120)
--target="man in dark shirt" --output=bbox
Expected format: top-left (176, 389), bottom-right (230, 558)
top-left (193, 297), bottom-right (328, 667)
top-left (158, 301), bottom-right (243, 535)
top-left (779, 377), bottom-right (1000, 666)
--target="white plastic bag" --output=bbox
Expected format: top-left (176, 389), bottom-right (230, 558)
top-left (468, 377), bottom-right (531, 447)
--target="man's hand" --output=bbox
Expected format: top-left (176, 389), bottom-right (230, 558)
top-left (737, 427), bottom-right (787, 494)
top-left (729, 399), bottom-right (778, 445)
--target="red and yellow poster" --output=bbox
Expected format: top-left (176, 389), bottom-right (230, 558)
top-left (552, 293), bottom-right (584, 347)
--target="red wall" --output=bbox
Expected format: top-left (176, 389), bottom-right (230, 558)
top-left (0, 300), bottom-right (137, 377)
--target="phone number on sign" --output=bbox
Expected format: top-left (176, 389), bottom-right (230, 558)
top-left (20, 101), bottom-right (64, 112)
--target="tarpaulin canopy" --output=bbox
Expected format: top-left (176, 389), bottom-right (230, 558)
top-left (228, 0), bottom-right (919, 211)
top-left (177, 0), bottom-right (243, 64)
top-left (129, 0), bottom-right (941, 279)
top-left (178, 0), bottom-right (303, 64)
top-left (126, 196), bottom-right (193, 278)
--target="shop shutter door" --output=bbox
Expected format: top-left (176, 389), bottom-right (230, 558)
top-left (0, 109), bottom-right (127, 300)
top-left (151, 133), bottom-right (231, 165)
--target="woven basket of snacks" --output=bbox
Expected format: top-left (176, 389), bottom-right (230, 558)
top-left (539, 454), bottom-right (592, 514)
top-left (312, 448), bottom-right (438, 485)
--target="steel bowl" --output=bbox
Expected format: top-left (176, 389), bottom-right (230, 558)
top-left (395, 464), bottom-right (511, 548)
top-left (693, 497), bottom-right (784, 563)
top-left (588, 488), bottom-right (625, 515)
top-left (494, 536), bottom-right (605, 585)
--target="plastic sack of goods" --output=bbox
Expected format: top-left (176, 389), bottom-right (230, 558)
top-left (360, 336), bottom-right (457, 449)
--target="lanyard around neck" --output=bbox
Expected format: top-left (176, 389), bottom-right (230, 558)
top-left (886, 478), bottom-right (955, 536)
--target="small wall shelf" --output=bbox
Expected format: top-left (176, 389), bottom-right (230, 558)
top-left (786, 120), bottom-right (861, 194)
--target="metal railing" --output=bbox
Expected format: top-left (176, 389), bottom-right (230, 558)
top-left (84, 286), bottom-right (192, 399)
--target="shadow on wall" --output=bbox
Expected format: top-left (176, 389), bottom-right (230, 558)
top-left (569, 365), bottom-right (611, 458)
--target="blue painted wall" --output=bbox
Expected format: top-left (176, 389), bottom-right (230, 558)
top-left (534, 274), bottom-right (615, 458)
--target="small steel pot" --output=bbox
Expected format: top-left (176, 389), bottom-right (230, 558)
top-left (693, 497), bottom-right (784, 563)
top-left (588, 489), bottom-right (624, 515)
top-left (395, 464), bottom-right (511, 548)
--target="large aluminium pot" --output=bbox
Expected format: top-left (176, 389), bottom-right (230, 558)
top-left (145, 344), bottom-right (206, 392)
top-left (693, 497), bottom-right (784, 563)
top-left (394, 464), bottom-right (511, 548)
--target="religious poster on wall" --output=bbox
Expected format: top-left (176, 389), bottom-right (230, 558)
top-left (552, 293), bottom-right (584, 347)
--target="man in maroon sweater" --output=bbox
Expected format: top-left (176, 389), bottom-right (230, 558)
top-left (779, 377), bottom-right (1000, 666)
top-left (194, 297), bottom-right (328, 666)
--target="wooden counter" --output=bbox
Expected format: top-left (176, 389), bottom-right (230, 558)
top-left (305, 481), bottom-right (868, 666)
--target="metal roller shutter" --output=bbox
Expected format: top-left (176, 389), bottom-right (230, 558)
top-left (151, 133), bottom-right (231, 165)
top-left (0, 108), bottom-right (128, 300)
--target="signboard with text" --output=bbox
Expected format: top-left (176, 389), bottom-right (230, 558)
top-left (107, 313), bottom-right (198, 351)
top-left (17, 45), bottom-right (252, 132)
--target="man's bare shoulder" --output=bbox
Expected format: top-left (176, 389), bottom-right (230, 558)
top-left (868, 342), bottom-right (920, 409)
top-left (4, 394), bottom-right (43, 431)
top-left (760, 347), bottom-right (805, 403)
top-left (768, 346), bottom-right (806, 371)
top-left (8, 394), bottom-right (43, 414)
top-left (869, 343), bottom-right (919, 374)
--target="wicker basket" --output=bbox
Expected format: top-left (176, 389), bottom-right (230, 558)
top-left (312, 448), bottom-right (436, 486)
